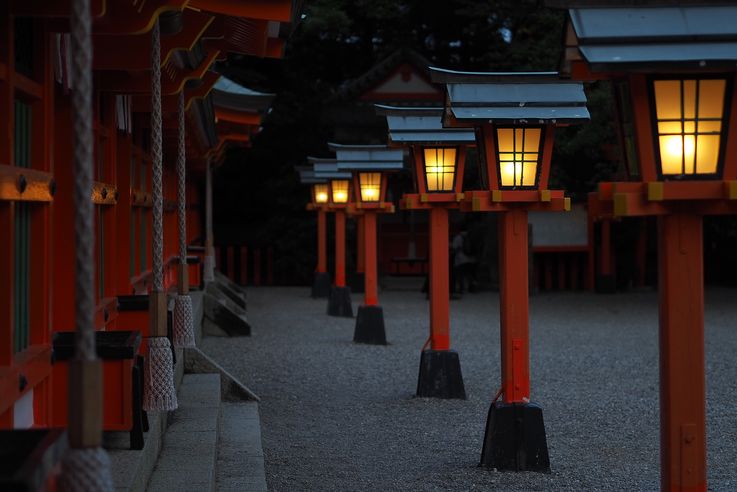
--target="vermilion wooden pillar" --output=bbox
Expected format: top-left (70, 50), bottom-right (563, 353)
top-left (327, 208), bottom-right (353, 317)
top-left (428, 207), bottom-right (450, 351)
top-left (310, 208), bottom-right (330, 298)
top-left (352, 215), bottom-right (365, 293)
top-left (597, 219), bottom-right (616, 292)
top-left (658, 213), bottom-right (706, 492)
top-left (334, 209), bottom-right (346, 287)
top-left (317, 209), bottom-right (327, 274)
top-left (363, 212), bottom-right (378, 307)
top-left (498, 209), bottom-right (530, 403)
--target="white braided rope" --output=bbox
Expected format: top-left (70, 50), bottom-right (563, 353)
top-left (151, 19), bottom-right (163, 292)
top-left (64, 0), bottom-right (113, 488)
top-left (173, 294), bottom-right (195, 348)
top-left (71, 0), bottom-right (94, 362)
top-left (61, 448), bottom-right (114, 492)
top-left (144, 17), bottom-right (178, 412)
top-left (177, 91), bottom-right (187, 269)
top-left (173, 93), bottom-right (195, 347)
top-left (142, 337), bottom-right (178, 411)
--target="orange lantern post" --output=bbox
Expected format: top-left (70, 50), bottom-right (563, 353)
top-left (378, 106), bottom-right (477, 399)
top-left (299, 167), bottom-right (332, 298)
top-left (310, 158), bottom-right (355, 317)
top-left (430, 68), bottom-right (589, 471)
top-left (555, 4), bottom-right (737, 489)
top-left (329, 143), bottom-right (404, 344)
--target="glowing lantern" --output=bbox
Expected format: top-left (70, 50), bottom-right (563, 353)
top-left (330, 179), bottom-right (350, 204)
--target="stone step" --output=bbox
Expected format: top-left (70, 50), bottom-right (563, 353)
top-left (146, 373), bottom-right (221, 492)
top-left (215, 402), bottom-right (267, 492)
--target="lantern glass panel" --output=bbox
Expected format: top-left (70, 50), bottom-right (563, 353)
top-left (313, 183), bottom-right (329, 204)
top-left (496, 127), bottom-right (541, 188)
top-left (359, 172), bottom-right (381, 202)
top-left (653, 78), bottom-right (726, 176)
top-left (331, 180), bottom-right (350, 203)
top-left (423, 147), bottom-right (457, 192)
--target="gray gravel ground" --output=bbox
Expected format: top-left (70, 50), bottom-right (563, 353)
top-left (201, 286), bottom-right (737, 491)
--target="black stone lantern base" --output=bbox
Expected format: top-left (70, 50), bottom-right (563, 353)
top-left (311, 272), bottom-right (331, 298)
top-left (327, 285), bottom-right (353, 317)
top-left (479, 401), bottom-right (550, 472)
top-left (354, 305), bottom-right (386, 344)
top-left (416, 349), bottom-right (466, 399)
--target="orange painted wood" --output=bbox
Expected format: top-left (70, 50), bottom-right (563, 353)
top-left (51, 359), bottom-right (134, 431)
top-left (429, 207), bottom-right (450, 350)
top-left (0, 164), bottom-right (54, 202)
top-left (334, 210), bottom-right (346, 287)
top-left (356, 215), bottom-right (365, 274)
top-left (92, 0), bottom-right (188, 35)
top-left (214, 107), bottom-right (261, 126)
top-left (0, 346), bottom-right (52, 417)
top-left (658, 213), bottom-right (706, 492)
top-left (316, 209), bottom-right (327, 273)
top-left (498, 209), bottom-right (530, 403)
top-left (93, 10), bottom-right (214, 71)
top-left (363, 211), bottom-right (378, 306)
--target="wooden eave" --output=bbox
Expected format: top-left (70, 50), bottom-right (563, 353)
top-left (214, 107), bottom-right (262, 126)
top-left (10, 0), bottom-right (106, 17)
top-left (190, 0), bottom-right (294, 23)
top-left (97, 49), bottom-right (219, 95)
top-left (93, 0), bottom-right (188, 35)
top-left (93, 10), bottom-right (214, 71)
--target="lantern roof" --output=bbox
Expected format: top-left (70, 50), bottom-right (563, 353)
top-left (375, 104), bottom-right (476, 144)
top-left (306, 157), bottom-right (353, 178)
top-left (429, 67), bottom-right (589, 125)
top-left (327, 143), bottom-right (405, 171)
top-left (564, 5), bottom-right (737, 71)
top-left (296, 166), bottom-right (328, 184)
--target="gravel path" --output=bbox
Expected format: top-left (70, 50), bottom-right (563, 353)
top-left (201, 286), bottom-right (737, 491)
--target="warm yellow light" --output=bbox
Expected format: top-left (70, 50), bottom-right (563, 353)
top-left (313, 183), bottom-right (329, 204)
top-left (331, 180), bottom-right (350, 203)
top-left (423, 148), bottom-right (457, 192)
top-left (653, 79), bottom-right (725, 176)
top-left (496, 128), bottom-right (541, 187)
top-left (359, 172), bottom-right (381, 202)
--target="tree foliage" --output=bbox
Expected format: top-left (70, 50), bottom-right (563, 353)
top-left (214, 1), bottom-right (619, 283)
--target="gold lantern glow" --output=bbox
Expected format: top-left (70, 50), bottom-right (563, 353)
top-left (423, 147), bottom-right (457, 192)
top-left (652, 78), bottom-right (727, 177)
top-left (496, 127), bottom-right (542, 188)
top-left (331, 179), bottom-right (350, 204)
top-left (358, 172), bottom-right (381, 202)
top-left (313, 183), bottom-right (329, 204)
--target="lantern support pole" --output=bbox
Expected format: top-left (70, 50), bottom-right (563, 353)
top-left (658, 212), bottom-right (706, 491)
top-left (311, 208), bottom-right (330, 298)
top-left (354, 210), bottom-right (386, 344)
top-left (352, 215), bottom-right (365, 293)
top-left (480, 208), bottom-right (550, 472)
top-left (327, 209), bottom-right (353, 316)
top-left (416, 206), bottom-right (466, 399)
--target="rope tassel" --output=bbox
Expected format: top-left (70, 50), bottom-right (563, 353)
top-left (173, 91), bottom-right (195, 348)
top-left (143, 336), bottom-right (178, 411)
top-left (173, 294), bottom-right (195, 348)
top-left (144, 18), bottom-right (178, 411)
